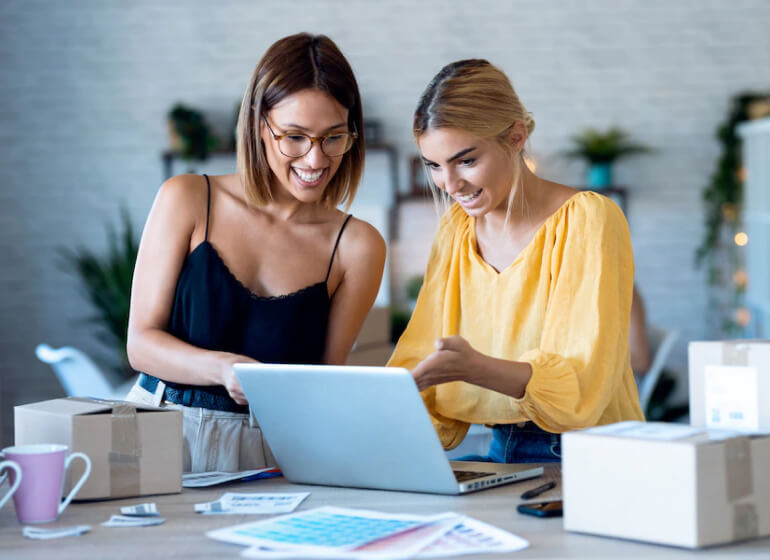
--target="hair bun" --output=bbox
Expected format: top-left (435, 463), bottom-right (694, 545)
top-left (524, 112), bottom-right (536, 135)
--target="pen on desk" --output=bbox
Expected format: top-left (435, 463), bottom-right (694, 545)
top-left (520, 481), bottom-right (556, 500)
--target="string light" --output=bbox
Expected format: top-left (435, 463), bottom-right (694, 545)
top-left (733, 269), bottom-right (748, 288)
top-left (734, 232), bottom-right (749, 246)
top-left (734, 307), bottom-right (751, 327)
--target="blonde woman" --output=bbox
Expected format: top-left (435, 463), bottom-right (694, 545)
top-left (388, 59), bottom-right (643, 463)
top-left (126, 34), bottom-right (386, 472)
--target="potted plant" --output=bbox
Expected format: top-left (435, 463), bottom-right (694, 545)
top-left (406, 274), bottom-right (424, 307)
top-left (167, 103), bottom-right (218, 166)
top-left (564, 127), bottom-right (652, 189)
top-left (390, 275), bottom-right (425, 343)
top-left (59, 208), bottom-right (138, 379)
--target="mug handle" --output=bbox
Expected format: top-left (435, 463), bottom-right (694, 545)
top-left (59, 452), bottom-right (92, 514)
top-left (0, 461), bottom-right (22, 510)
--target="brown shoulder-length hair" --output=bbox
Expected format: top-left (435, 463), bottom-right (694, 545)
top-left (236, 33), bottom-right (364, 209)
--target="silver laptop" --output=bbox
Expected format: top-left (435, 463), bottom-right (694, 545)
top-left (234, 364), bottom-right (543, 495)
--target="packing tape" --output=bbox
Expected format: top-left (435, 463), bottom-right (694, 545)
top-left (725, 436), bottom-right (752, 501)
top-left (724, 435), bottom-right (759, 541)
top-left (733, 503), bottom-right (759, 541)
top-left (108, 404), bottom-right (141, 497)
top-left (722, 342), bottom-right (750, 366)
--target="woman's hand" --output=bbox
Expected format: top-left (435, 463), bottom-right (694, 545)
top-left (219, 354), bottom-right (258, 405)
top-left (410, 336), bottom-right (482, 391)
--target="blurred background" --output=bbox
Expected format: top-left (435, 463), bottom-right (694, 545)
top-left (1, 0), bottom-right (769, 447)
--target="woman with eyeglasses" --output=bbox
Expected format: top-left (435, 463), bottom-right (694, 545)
top-left (126, 33), bottom-right (386, 472)
top-left (388, 59), bottom-right (643, 463)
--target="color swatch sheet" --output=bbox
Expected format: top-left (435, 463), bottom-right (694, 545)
top-left (207, 506), bottom-right (458, 555)
top-left (209, 506), bottom-right (529, 558)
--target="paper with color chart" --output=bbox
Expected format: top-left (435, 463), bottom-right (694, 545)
top-left (417, 515), bottom-right (529, 557)
top-left (238, 512), bottom-right (528, 559)
top-left (208, 506), bottom-right (458, 555)
top-left (182, 467), bottom-right (281, 488)
top-left (195, 492), bottom-right (309, 515)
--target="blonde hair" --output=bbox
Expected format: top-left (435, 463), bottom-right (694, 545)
top-left (413, 59), bottom-right (534, 219)
top-left (236, 33), bottom-right (364, 209)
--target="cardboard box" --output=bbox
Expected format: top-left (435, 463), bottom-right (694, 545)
top-left (353, 306), bottom-right (391, 348)
top-left (346, 343), bottom-right (394, 367)
top-left (14, 397), bottom-right (182, 500)
top-left (563, 421), bottom-right (770, 548)
top-left (689, 340), bottom-right (770, 432)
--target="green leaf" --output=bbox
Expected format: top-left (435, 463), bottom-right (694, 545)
top-left (562, 126), bottom-right (654, 163)
top-left (58, 206), bottom-right (138, 378)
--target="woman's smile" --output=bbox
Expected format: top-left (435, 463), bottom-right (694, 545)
top-left (292, 167), bottom-right (327, 187)
top-left (454, 188), bottom-right (483, 206)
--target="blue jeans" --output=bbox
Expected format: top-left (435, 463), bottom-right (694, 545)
top-left (457, 422), bottom-right (562, 463)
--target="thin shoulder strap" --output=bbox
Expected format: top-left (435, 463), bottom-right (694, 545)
top-left (325, 214), bottom-right (353, 282)
top-left (202, 174), bottom-right (211, 241)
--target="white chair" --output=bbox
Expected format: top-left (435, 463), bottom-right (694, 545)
top-left (35, 344), bottom-right (136, 400)
top-left (637, 325), bottom-right (680, 413)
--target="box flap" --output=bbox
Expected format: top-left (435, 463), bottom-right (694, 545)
top-left (15, 397), bottom-right (113, 416)
top-left (573, 421), bottom-right (770, 446)
top-left (14, 397), bottom-right (168, 417)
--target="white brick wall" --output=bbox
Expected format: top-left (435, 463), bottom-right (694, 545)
top-left (2, 0), bottom-right (770, 444)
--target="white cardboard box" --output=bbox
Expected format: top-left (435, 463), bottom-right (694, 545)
top-left (14, 397), bottom-right (182, 500)
top-left (688, 340), bottom-right (770, 432)
top-left (563, 421), bottom-right (770, 548)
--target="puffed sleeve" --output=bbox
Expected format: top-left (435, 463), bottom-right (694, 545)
top-left (387, 212), bottom-right (469, 449)
top-left (513, 196), bottom-right (638, 433)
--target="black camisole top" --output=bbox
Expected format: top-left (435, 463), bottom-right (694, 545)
top-left (140, 174), bottom-right (352, 413)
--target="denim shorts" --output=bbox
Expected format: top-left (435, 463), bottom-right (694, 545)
top-left (457, 422), bottom-right (562, 464)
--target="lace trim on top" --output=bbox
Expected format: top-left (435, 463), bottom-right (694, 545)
top-left (197, 241), bottom-right (328, 302)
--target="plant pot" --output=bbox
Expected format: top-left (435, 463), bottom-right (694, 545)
top-left (587, 162), bottom-right (612, 189)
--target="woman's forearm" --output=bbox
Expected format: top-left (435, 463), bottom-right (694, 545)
top-left (464, 353), bottom-right (533, 399)
top-left (126, 327), bottom-right (243, 387)
top-left (411, 336), bottom-right (533, 396)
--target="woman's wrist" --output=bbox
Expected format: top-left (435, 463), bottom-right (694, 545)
top-left (214, 352), bottom-right (258, 386)
top-left (471, 353), bottom-right (532, 399)
top-left (213, 352), bottom-right (239, 385)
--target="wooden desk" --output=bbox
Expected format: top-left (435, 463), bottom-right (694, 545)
top-left (1, 466), bottom-right (768, 558)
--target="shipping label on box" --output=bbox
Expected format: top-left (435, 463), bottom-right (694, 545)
top-left (689, 340), bottom-right (770, 432)
top-left (704, 365), bottom-right (760, 431)
top-left (14, 397), bottom-right (182, 500)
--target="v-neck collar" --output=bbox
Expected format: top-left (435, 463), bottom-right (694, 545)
top-left (467, 191), bottom-right (586, 276)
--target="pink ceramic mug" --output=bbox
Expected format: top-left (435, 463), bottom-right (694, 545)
top-left (0, 459), bottom-right (22, 511)
top-left (1, 444), bottom-right (91, 524)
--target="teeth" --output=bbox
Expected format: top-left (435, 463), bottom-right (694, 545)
top-left (294, 168), bottom-right (323, 182)
top-left (456, 189), bottom-right (482, 202)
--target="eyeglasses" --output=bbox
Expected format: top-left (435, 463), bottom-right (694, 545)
top-left (262, 117), bottom-right (357, 158)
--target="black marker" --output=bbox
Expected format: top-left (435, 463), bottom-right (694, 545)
top-left (520, 481), bottom-right (556, 500)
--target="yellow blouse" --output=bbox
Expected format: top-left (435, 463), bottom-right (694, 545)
top-left (388, 191), bottom-right (644, 449)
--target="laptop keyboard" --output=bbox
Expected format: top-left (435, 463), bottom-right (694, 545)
top-left (453, 469), bottom-right (495, 482)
